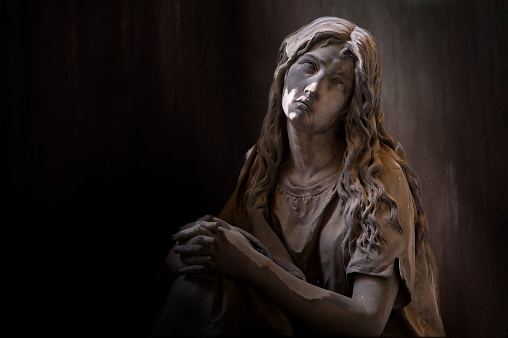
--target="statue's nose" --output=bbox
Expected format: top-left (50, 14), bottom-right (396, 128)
top-left (304, 81), bottom-right (320, 101)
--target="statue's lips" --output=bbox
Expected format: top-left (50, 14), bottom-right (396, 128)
top-left (295, 100), bottom-right (313, 112)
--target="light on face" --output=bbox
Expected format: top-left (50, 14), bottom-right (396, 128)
top-left (304, 81), bottom-right (317, 95)
top-left (282, 88), bottom-right (297, 119)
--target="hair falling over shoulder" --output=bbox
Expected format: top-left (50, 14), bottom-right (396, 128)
top-left (245, 17), bottom-right (439, 296)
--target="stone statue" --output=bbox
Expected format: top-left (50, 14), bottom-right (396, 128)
top-left (152, 17), bottom-right (446, 337)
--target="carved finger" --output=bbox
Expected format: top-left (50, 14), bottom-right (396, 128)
top-left (198, 214), bottom-right (214, 222)
top-left (198, 221), bottom-right (219, 233)
top-left (179, 215), bottom-right (214, 231)
top-left (187, 235), bottom-right (215, 248)
top-left (212, 217), bottom-right (232, 230)
top-left (174, 244), bottom-right (211, 255)
top-left (172, 225), bottom-right (213, 241)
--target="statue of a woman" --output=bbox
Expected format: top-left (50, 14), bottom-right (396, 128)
top-left (153, 17), bottom-right (445, 337)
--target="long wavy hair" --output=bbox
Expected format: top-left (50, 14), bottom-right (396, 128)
top-left (245, 17), bottom-right (438, 289)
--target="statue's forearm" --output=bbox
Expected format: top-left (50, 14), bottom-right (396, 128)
top-left (246, 253), bottom-right (393, 336)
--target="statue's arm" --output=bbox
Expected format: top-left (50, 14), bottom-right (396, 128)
top-left (173, 218), bottom-right (399, 336)
top-left (240, 245), bottom-right (399, 336)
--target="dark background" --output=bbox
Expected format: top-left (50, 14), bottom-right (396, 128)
top-left (3, 0), bottom-right (507, 336)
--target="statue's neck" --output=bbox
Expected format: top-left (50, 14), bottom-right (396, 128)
top-left (285, 122), bottom-right (346, 186)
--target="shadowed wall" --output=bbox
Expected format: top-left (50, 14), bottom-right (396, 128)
top-left (3, 0), bottom-right (507, 336)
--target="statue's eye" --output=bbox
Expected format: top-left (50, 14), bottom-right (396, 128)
top-left (300, 61), bottom-right (316, 73)
top-left (331, 78), bottom-right (344, 87)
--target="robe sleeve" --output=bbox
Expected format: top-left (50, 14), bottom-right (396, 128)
top-left (346, 164), bottom-right (416, 310)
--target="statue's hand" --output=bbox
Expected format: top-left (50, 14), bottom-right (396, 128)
top-left (170, 217), bottom-right (218, 275)
top-left (172, 218), bottom-right (258, 280)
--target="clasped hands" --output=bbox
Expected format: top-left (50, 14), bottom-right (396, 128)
top-left (171, 215), bottom-right (260, 280)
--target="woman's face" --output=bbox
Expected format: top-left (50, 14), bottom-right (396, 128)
top-left (282, 41), bottom-right (354, 134)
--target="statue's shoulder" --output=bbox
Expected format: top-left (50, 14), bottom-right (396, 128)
top-left (378, 145), bottom-right (403, 174)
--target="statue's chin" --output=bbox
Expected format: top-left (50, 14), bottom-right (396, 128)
top-left (287, 111), bottom-right (302, 120)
